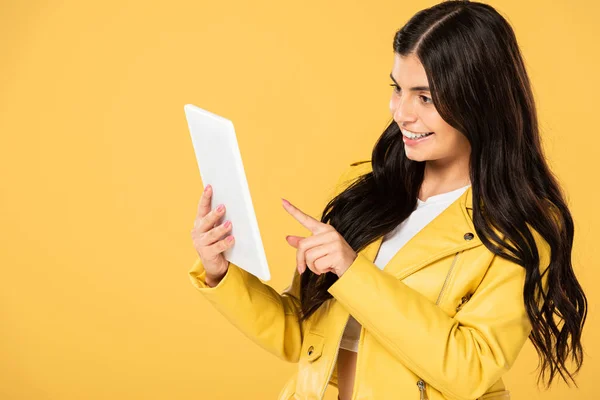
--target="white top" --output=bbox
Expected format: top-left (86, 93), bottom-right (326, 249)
top-left (339, 184), bottom-right (471, 352)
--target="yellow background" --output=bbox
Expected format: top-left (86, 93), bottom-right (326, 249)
top-left (1, 0), bottom-right (597, 398)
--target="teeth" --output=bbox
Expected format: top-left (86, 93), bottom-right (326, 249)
top-left (401, 129), bottom-right (433, 139)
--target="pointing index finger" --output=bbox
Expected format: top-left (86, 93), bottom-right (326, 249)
top-left (282, 198), bottom-right (321, 233)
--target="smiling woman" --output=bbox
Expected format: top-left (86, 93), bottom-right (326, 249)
top-left (188, 1), bottom-right (587, 399)
top-left (387, 53), bottom-right (472, 173)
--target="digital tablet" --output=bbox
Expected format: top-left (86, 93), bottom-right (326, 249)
top-left (184, 104), bottom-right (271, 281)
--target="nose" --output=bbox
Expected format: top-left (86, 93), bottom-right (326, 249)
top-left (389, 92), bottom-right (417, 125)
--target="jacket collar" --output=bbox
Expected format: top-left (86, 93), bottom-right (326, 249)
top-left (352, 169), bottom-right (481, 279)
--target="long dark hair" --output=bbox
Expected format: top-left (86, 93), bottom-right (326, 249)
top-left (298, 0), bottom-right (587, 389)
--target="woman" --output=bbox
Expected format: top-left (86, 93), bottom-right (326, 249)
top-left (188, 1), bottom-right (587, 399)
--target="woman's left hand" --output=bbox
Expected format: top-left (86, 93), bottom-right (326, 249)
top-left (282, 198), bottom-right (357, 277)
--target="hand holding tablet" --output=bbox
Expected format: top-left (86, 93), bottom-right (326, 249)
top-left (185, 104), bottom-right (271, 281)
top-left (190, 183), bottom-right (235, 286)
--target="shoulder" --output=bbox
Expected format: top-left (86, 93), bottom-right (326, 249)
top-left (333, 160), bottom-right (372, 194)
top-left (347, 159), bottom-right (372, 177)
top-left (344, 159), bottom-right (372, 179)
top-left (350, 159), bottom-right (371, 167)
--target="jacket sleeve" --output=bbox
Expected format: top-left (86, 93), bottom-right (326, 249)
top-left (327, 229), bottom-right (551, 400)
top-left (188, 256), bottom-right (305, 362)
top-left (188, 162), bottom-right (362, 363)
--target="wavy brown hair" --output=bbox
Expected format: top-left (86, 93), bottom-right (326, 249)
top-left (297, 0), bottom-right (587, 390)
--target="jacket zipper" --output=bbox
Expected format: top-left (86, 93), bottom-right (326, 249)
top-left (417, 379), bottom-right (429, 400)
top-left (434, 251), bottom-right (460, 305)
top-left (416, 251), bottom-right (460, 400)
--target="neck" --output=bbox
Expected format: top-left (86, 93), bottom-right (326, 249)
top-left (419, 157), bottom-right (471, 201)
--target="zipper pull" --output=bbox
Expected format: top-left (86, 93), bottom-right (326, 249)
top-left (417, 379), bottom-right (429, 400)
top-left (456, 293), bottom-right (473, 312)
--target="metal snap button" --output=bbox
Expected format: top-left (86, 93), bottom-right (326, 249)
top-left (307, 346), bottom-right (314, 356)
top-left (464, 232), bottom-right (474, 240)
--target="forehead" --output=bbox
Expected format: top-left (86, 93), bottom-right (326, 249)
top-left (391, 53), bottom-right (428, 84)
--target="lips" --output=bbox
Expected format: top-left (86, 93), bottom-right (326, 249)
top-left (401, 128), bottom-right (434, 139)
top-left (402, 130), bottom-right (435, 146)
top-left (404, 130), bottom-right (431, 134)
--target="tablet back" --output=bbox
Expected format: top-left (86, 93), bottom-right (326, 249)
top-left (184, 104), bottom-right (270, 281)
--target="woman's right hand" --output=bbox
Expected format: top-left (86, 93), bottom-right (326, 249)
top-left (191, 184), bottom-right (235, 286)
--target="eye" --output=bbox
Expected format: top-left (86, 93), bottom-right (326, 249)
top-left (420, 95), bottom-right (432, 104)
top-left (389, 84), bottom-right (433, 105)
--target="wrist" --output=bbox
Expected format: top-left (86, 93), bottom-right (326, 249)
top-left (205, 272), bottom-right (225, 288)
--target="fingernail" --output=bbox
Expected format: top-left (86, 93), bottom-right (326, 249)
top-left (282, 198), bottom-right (290, 206)
top-left (217, 204), bottom-right (224, 212)
top-left (227, 236), bottom-right (234, 242)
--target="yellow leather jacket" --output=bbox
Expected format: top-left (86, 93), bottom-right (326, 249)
top-left (189, 160), bottom-right (550, 400)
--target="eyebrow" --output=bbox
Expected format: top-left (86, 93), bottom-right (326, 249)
top-left (389, 73), bottom-right (430, 91)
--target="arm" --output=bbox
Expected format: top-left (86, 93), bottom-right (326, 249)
top-left (188, 162), bottom-right (363, 362)
top-left (189, 257), bottom-right (305, 362)
top-left (327, 229), bottom-right (551, 400)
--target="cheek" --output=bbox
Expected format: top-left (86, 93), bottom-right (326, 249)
top-left (420, 110), bottom-right (444, 132)
top-left (433, 131), bottom-right (468, 154)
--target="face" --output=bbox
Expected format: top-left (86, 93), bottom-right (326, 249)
top-left (389, 53), bottom-right (471, 164)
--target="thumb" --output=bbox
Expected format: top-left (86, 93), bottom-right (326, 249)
top-left (285, 235), bottom-right (305, 248)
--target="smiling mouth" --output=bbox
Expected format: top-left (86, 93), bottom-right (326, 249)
top-left (401, 129), bottom-right (435, 139)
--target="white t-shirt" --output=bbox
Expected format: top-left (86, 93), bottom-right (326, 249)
top-left (339, 184), bottom-right (471, 352)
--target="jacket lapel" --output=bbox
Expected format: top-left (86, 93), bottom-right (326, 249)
top-left (357, 185), bottom-right (483, 280)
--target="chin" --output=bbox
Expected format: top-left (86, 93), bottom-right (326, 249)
top-left (404, 151), bottom-right (428, 162)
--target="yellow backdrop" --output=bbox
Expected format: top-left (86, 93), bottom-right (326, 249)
top-left (1, 0), bottom-right (596, 399)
